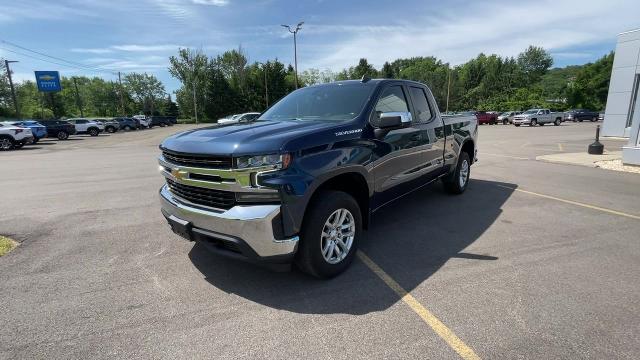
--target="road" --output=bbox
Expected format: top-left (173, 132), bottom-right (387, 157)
top-left (1, 122), bottom-right (638, 359)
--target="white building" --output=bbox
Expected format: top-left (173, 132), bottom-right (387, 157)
top-left (602, 28), bottom-right (640, 165)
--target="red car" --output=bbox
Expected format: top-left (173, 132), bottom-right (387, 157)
top-left (460, 111), bottom-right (498, 125)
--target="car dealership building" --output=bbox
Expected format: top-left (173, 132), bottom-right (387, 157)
top-left (602, 28), bottom-right (640, 165)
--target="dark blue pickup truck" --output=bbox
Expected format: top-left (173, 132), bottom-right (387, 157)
top-left (158, 79), bottom-right (478, 278)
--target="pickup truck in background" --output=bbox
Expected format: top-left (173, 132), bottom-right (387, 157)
top-left (497, 111), bottom-right (522, 125)
top-left (39, 120), bottom-right (77, 140)
top-left (513, 109), bottom-right (564, 127)
top-left (158, 79), bottom-right (478, 278)
top-left (565, 109), bottom-right (599, 122)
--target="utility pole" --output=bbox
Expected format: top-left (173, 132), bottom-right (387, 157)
top-left (117, 71), bottom-right (125, 115)
top-left (445, 66), bottom-right (451, 113)
top-left (281, 22), bottom-right (304, 89)
top-left (4, 60), bottom-right (20, 118)
top-left (72, 77), bottom-right (84, 117)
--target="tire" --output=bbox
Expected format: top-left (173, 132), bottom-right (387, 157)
top-left (530, 119), bottom-right (537, 127)
top-left (124, 125), bottom-right (132, 131)
top-left (0, 136), bottom-right (14, 150)
top-left (591, 116), bottom-right (597, 122)
top-left (32, 137), bottom-right (39, 144)
top-left (554, 118), bottom-right (561, 126)
top-left (160, 123), bottom-right (166, 127)
top-left (578, 118), bottom-right (583, 122)
top-left (57, 131), bottom-right (69, 140)
top-left (539, 123), bottom-right (545, 126)
top-left (106, 126), bottom-right (116, 133)
top-left (443, 151), bottom-right (471, 195)
top-left (88, 128), bottom-right (99, 136)
top-left (296, 191), bottom-right (362, 279)
top-left (514, 124), bottom-right (521, 127)
top-left (13, 142), bottom-right (24, 149)
top-left (503, 119), bottom-right (508, 125)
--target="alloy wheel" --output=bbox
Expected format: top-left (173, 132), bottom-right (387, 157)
top-left (320, 208), bottom-right (355, 264)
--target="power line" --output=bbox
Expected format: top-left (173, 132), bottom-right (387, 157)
top-left (0, 39), bottom-right (116, 75)
top-left (0, 46), bottom-right (118, 75)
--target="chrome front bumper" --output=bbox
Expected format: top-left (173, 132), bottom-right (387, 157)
top-left (513, 118), bottom-right (531, 124)
top-left (160, 185), bottom-right (298, 259)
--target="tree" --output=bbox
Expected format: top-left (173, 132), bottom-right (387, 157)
top-left (168, 48), bottom-right (208, 119)
top-left (122, 73), bottom-right (166, 115)
top-left (568, 52), bottom-right (614, 110)
top-left (165, 95), bottom-right (179, 117)
top-left (517, 46), bottom-right (553, 85)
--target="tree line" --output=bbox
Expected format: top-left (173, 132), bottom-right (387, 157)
top-left (0, 45), bottom-right (613, 120)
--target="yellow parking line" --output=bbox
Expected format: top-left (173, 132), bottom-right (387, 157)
top-left (357, 251), bottom-right (481, 360)
top-left (496, 185), bottom-right (640, 220)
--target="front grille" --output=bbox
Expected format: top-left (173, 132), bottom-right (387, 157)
top-left (162, 150), bottom-right (232, 169)
top-left (166, 178), bottom-right (236, 210)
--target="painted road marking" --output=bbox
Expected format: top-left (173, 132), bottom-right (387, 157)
top-left (496, 185), bottom-right (640, 220)
top-left (480, 153), bottom-right (530, 160)
top-left (357, 251), bottom-right (481, 360)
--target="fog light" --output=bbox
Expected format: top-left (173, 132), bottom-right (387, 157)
top-left (236, 192), bottom-right (281, 203)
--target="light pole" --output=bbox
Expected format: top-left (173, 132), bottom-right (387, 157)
top-left (4, 60), bottom-right (20, 118)
top-left (281, 21), bottom-right (303, 89)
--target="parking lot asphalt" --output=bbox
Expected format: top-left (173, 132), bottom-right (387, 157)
top-left (1, 122), bottom-right (638, 359)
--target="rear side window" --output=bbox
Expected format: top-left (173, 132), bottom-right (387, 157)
top-left (374, 85), bottom-right (408, 114)
top-left (409, 87), bottom-right (433, 123)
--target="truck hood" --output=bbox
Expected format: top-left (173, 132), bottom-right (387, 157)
top-left (160, 120), bottom-right (350, 156)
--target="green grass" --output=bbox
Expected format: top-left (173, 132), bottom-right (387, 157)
top-left (0, 236), bottom-right (18, 256)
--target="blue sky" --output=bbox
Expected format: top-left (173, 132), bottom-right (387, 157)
top-left (1, 0), bottom-right (638, 93)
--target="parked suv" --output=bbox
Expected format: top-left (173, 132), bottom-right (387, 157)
top-left (114, 117), bottom-right (138, 131)
top-left (158, 79), bottom-right (478, 278)
top-left (10, 120), bottom-right (47, 143)
top-left (39, 120), bottom-right (77, 140)
top-left (0, 122), bottom-right (34, 150)
top-left (67, 118), bottom-right (104, 136)
top-left (565, 109), bottom-right (599, 122)
top-left (149, 116), bottom-right (176, 128)
top-left (97, 118), bottom-right (120, 133)
top-left (497, 111), bottom-right (522, 125)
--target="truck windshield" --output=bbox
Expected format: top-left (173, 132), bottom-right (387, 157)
top-left (259, 83), bottom-right (374, 122)
top-left (523, 110), bottom-right (538, 114)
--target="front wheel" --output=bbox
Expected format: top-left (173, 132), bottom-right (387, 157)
top-left (443, 151), bottom-right (471, 194)
top-left (296, 191), bottom-right (362, 279)
top-left (591, 116), bottom-right (597, 122)
top-left (89, 128), bottom-right (99, 136)
top-left (530, 119), bottom-right (537, 127)
top-left (57, 131), bottom-right (69, 140)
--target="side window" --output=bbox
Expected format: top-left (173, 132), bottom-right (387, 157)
top-left (374, 85), bottom-right (408, 115)
top-left (409, 87), bottom-right (433, 123)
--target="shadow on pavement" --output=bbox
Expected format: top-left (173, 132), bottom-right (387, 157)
top-left (189, 178), bottom-right (516, 315)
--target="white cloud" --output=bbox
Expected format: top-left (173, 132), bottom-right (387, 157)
top-left (71, 48), bottom-right (114, 54)
top-left (192, 0), bottom-right (229, 6)
top-left (71, 45), bottom-right (183, 54)
top-left (302, 0), bottom-right (640, 70)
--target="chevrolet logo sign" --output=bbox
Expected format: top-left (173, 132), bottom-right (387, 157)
top-left (171, 168), bottom-right (186, 180)
top-left (38, 75), bottom-right (56, 81)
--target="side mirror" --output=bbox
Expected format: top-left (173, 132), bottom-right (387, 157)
top-left (377, 111), bottom-right (412, 129)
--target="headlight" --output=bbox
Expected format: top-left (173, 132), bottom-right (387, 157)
top-left (235, 153), bottom-right (291, 170)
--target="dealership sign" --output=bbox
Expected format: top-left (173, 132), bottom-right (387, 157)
top-left (34, 71), bottom-right (62, 92)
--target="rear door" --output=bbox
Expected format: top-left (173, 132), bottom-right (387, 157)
top-left (406, 85), bottom-right (446, 180)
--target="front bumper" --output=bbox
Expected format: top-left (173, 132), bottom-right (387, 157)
top-left (159, 185), bottom-right (298, 263)
top-left (513, 118), bottom-right (531, 124)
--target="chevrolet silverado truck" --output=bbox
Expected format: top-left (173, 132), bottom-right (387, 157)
top-left (158, 79), bottom-right (478, 278)
top-left (513, 108), bottom-right (563, 127)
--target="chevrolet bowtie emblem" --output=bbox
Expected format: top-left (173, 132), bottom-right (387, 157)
top-left (171, 168), bottom-right (184, 180)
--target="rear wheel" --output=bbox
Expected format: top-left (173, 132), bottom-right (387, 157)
top-left (591, 116), bottom-right (597, 122)
top-left (57, 131), bottom-right (69, 140)
top-left (0, 137), bottom-right (14, 150)
top-left (106, 126), bottom-right (116, 133)
top-left (443, 151), bottom-right (471, 194)
top-left (296, 191), bottom-right (361, 279)
top-left (89, 128), bottom-right (99, 136)
top-left (554, 118), bottom-right (561, 126)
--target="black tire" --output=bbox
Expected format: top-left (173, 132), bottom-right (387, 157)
top-left (88, 128), bottom-right (99, 136)
top-left (32, 137), bottom-right (39, 144)
top-left (591, 116), bottom-right (597, 122)
top-left (160, 123), bottom-right (166, 127)
top-left (530, 119), bottom-right (537, 127)
top-left (554, 118), bottom-right (561, 126)
top-left (13, 142), bottom-right (24, 149)
top-left (0, 136), bottom-right (15, 150)
top-left (106, 126), bottom-right (116, 133)
top-left (578, 118), bottom-right (583, 122)
top-left (514, 124), bottom-right (521, 127)
top-left (57, 131), bottom-right (69, 140)
top-left (539, 123), bottom-right (545, 126)
top-left (296, 190), bottom-right (362, 279)
top-left (443, 151), bottom-right (471, 195)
